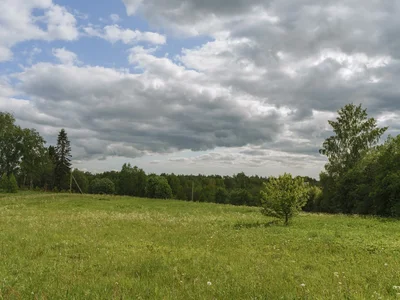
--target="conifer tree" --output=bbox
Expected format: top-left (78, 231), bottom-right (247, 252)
top-left (54, 129), bottom-right (72, 190)
top-left (8, 174), bottom-right (18, 193)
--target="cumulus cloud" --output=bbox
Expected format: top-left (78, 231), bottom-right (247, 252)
top-left (3, 0), bottom-right (400, 177)
top-left (120, 0), bottom-right (400, 115)
top-left (0, 0), bottom-right (78, 62)
top-left (13, 57), bottom-right (283, 161)
top-left (52, 48), bottom-right (80, 65)
top-left (84, 24), bottom-right (166, 45)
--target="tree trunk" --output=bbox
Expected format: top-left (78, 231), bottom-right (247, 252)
top-left (284, 214), bottom-right (289, 226)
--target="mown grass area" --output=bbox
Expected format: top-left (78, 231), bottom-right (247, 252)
top-left (1, 193), bottom-right (400, 299)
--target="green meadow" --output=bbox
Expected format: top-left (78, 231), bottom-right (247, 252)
top-left (1, 193), bottom-right (400, 299)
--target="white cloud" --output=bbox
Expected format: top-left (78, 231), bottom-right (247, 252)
top-left (110, 14), bottom-right (121, 23)
top-left (0, 0), bottom-right (79, 62)
top-left (0, 46), bottom-right (13, 62)
top-left (45, 4), bottom-right (79, 41)
top-left (122, 0), bottom-right (143, 15)
top-left (85, 24), bottom-right (166, 45)
top-left (52, 48), bottom-right (80, 65)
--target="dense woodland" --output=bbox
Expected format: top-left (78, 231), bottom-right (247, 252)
top-left (1, 103), bottom-right (400, 217)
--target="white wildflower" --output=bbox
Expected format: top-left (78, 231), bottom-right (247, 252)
top-left (207, 281), bottom-right (212, 286)
top-left (334, 272), bottom-right (339, 277)
top-left (300, 283), bottom-right (306, 287)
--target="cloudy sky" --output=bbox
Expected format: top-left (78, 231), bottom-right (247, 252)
top-left (1, 0), bottom-right (398, 178)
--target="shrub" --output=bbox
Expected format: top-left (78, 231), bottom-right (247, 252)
top-left (215, 187), bottom-right (229, 204)
top-left (90, 178), bottom-right (115, 195)
top-left (230, 189), bottom-right (253, 206)
top-left (260, 173), bottom-right (308, 225)
top-left (8, 174), bottom-right (18, 193)
top-left (0, 173), bottom-right (9, 192)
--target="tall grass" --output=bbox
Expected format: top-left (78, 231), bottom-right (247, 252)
top-left (1, 193), bottom-right (399, 299)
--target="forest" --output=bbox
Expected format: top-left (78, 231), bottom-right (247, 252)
top-left (1, 103), bottom-right (399, 216)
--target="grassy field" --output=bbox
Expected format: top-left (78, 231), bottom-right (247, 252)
top-left (1, 193), bottom-right (400, 299)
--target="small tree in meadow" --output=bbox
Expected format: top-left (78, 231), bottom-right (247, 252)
top-left (8, 174), bottom-right (18, 193)
top-left (260, 173), bottom-right (309, 225)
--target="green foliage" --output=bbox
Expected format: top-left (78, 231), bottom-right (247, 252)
top-left (329, 135), bottom-right (400, 217)
top-left (146, 175), bottom-right (173, 199)
top-left (303, 185), bottom-right (323, 212)
top-left (0, 172), bottom-right (9, 191)
top-left (0, 173), bottom-right (18, 193)
top-left (165, 173), bottom-right (182, 199)
top-left (215, 187), bottom-right (229, 204)
top-left (8, 174), bottom-right (18, 193)
top-left (72, 169), bottom-right (89, 193)
top-left (19, 128), bottom-right (47, 189)
top-left (318, 104), bottom-right (387, 213)
top-left (320, 103), bottom-right (387, 178)
top-left (54, 129), bottom-right (72, 190)
top-left (90, 178), bottom-right (115, 195)
top-left (0, 112), bottom-right (24, 175)
top-left (118, 163), bottom-right (147, 197)
top-left (260, 173), bottom-right (308, 225)
top-left (230, 189), bottom-right (253, 206)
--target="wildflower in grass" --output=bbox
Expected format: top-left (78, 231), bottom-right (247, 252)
top-left (393, 286), bottom-right (400, 290)
top-left (334, 272), bottom-right (339, 277)
top-left (384, 263), bottom-right (388, 266)
top-left (300, 283), bottom-right (305, 287)
top-left (207, 281), bottom-right (212, 286)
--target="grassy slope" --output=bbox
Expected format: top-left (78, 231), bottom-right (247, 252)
top-left (1, 193), bottom-right (400, 299)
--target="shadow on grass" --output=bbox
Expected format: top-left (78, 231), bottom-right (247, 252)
top-left (233, 220), bottom-right (279, 229)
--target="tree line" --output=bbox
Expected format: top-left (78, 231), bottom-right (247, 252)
top-left (2, 103), bottom-right (400, 218)
top-left (0, 112), bottom-right (318, 206)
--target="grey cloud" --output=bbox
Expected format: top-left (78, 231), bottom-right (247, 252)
top-left (14, 62), bottom-right (284, 160)
top-left (125, 0), bottom-right (400, 117)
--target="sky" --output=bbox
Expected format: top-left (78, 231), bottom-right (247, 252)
top-left (1, 0), bottom-right (399, 178)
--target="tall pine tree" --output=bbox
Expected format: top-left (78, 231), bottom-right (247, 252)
top-left (54, 129), bottom-right (72, 190)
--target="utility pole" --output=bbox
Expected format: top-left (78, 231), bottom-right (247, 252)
top-left (191, 181), bottom-right (194, 201)
top-left (69, 169), bottom-right (72, 193)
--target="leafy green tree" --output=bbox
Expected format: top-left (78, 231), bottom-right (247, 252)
top-left (303, 185), bottom-right (323, 212)
top-left (146, 175), bottom-right (172, 199)
top-left (166, 173), bottom-right (182, 199)
top-left (39, 148), bottom-right (56, 191)
top-left (199, 183), bottom-right (216, 203)
top-left (215, 187), bottom-right (229, 204)
top-left (344, 135), bottom-right (400, 216)
top-left (0, 173), bottom-right (9, 192)
top-left (72, 169), bottom-right (89, 193)
top-left (90, 178), bottom-right (115, 195)
top-left (118, 164), bottom-right (147, 197)
top-left (8, 174), bottom-right (18, 193)
top-left (319, 104), bottom-right (387, 213)
top-left (0, 112), bottom-right (24, 175)
top-left (54, 129), bottom-right (72, 190)
top-left (230, 189), bottom-right (253, 206)
top-left (320, 104), bottom-right (387, 178)
top-left (260, 173), bottom-right (309, 225)
top-left (19, 128), bottom-right (47, 189)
